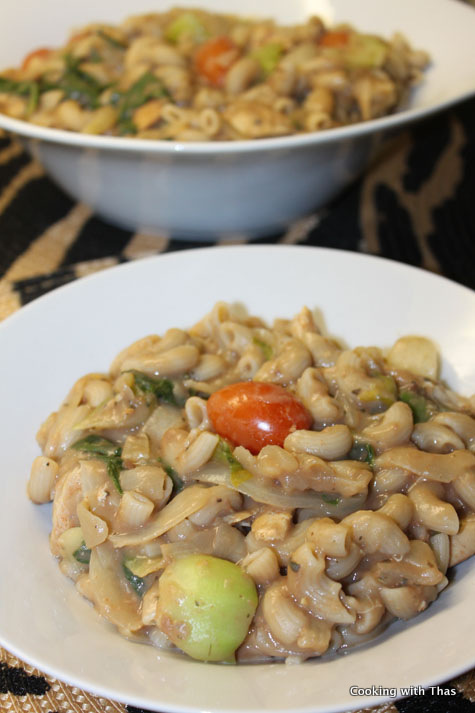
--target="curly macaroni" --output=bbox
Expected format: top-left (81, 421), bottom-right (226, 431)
top-left (28, 303), bottom-right (475, 663)
top-left (1, 8), bottom-right (429, 141)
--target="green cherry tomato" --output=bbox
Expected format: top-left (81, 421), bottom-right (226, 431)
top-left (156, 553), bottom-right (258, 662)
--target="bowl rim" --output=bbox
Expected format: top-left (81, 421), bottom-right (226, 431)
top-left (0, 89), bottom-right (473, 156)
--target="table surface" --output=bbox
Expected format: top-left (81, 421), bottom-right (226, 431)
top-left (0, 95), bottom-right (474, 713)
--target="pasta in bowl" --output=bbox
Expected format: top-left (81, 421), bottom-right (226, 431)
top-left (0, 0), bottom-right (475, 237)
top-left (28, 301), bottom-right (475, 664)
top-left (0, 7), bottom-right (429, 141)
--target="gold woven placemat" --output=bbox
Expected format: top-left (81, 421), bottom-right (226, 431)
top-left (0, 648), bottom-right (125, 713)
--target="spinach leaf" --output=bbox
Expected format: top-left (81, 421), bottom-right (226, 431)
top-left (130, 370), bottom-right (179, 406)
top-left (72, 435), bottom-right (123, 493)
top-left (123, 563), bottom-right (146, 597)
top-left (26, 81), bottom-right (40, 114)
top-left (214, 439), bottom-right (252, 487)
top-left (0, 77), bottom-right (33, 94)
top-left (158, 457), bottom-right (184, 494)
top-left (113, 72), bottom-right (169, 134)
top-left (105, 458), bottom-right (123, 495)
top-left (349, 440), bottom-right (376, 467)
top-left (399, 389), bottom-right (437, 424)
top-left (71, 434), bottom-right (121, 458)
top-left (54, 54), bottom-right (106, 108)
top-left (73, 541), bottom-right (91, 564)
top-left (0, 77), bottom-right (40, 115)
top-left (214, 439), bottom-right (241, 472)
top-left (116, 117), bottom-right (136, 135)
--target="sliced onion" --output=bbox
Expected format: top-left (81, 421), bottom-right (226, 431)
top-left (109, 484), bottom-right (213, 547)
top-left (191, 463), bottom-right (366, 519)
top-left (89, 542), bottom-right (143, 634)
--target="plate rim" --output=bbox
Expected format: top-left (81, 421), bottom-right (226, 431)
top-left (2, 244), bottom-right (475, 333)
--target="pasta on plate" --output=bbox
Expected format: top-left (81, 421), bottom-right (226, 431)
top-left (28, 303), bottom-right (475, 663)
top-left (0, 7), bottom-right (429, 140)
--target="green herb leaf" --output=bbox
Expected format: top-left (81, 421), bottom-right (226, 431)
top-left (0, 77), bottom-right (41, 115)
top-left (130, 370), bottom-right (180, 405)
top-left (399, 389), bottom-right (438, 424)
top-left (117, 118), bottom-right (137, 135)
top-left (0, 77), bottom-right (17, 93)
top-left (365, 443), bottom-right (376, 467)
top-left (158, 457), bottom-right (184, 494)
top-left (0, 77), bottom-right (33, 95)
top-left (106, 457), bottom-right (123, 494)
top-left (55, 53), bottom-right (106, 108)
top-left (72, 435), bottom-right (123, 493)
top-left (349, 440), bottom-right (375, 467)
top-left (214, 439), bottom-right (252, 486)
top-left (115, 72), bottom-right (169, 129)
top-left (71, 434), bottom-right (121, 458)
top-left (1, 53), bottom-right (105, 113)
top-left (214, 439), bottom-right (240, 471)
top-left (123, 563), bottom-right (147, 597)
top-left (289, 560), bottom-right (300, 572)
top-left (73, 541), bottom-right (91, 564)
top-left (26, 82), bottom-right (40, 115)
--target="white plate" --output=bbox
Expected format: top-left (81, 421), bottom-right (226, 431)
top-left (0, 245), bottom-right (474, 713)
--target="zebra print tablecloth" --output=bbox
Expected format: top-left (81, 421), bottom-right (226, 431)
top-left (1, 96), bottom-right (474, 713)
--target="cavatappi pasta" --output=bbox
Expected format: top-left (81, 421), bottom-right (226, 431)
top-left (1, 8), bottom-right (430, 141)
top-left (28, 303), bottom-right (475, 663)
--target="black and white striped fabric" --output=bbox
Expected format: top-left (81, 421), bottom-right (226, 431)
top-left (0, 96), bottom-right (474, 318)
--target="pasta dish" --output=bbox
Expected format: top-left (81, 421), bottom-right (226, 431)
top-left (0, 7), bottom-right (429, 141)
top-left (27, 303), bottom-right (475, 663)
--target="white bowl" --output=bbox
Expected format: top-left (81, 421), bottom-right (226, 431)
top-left (0, 246), bottom-right (475, 713)
top-left (1, 0), bottom-right (475, 238)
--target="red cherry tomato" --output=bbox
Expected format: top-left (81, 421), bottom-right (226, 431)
top-left (207, 382), bottom-right (312, 454)
top-left (319, 30), bottom-right (350, 48)
top-left (194, 36), bottom-right (238, 87)
top-left (21, 47), bottom-right (52, 71)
